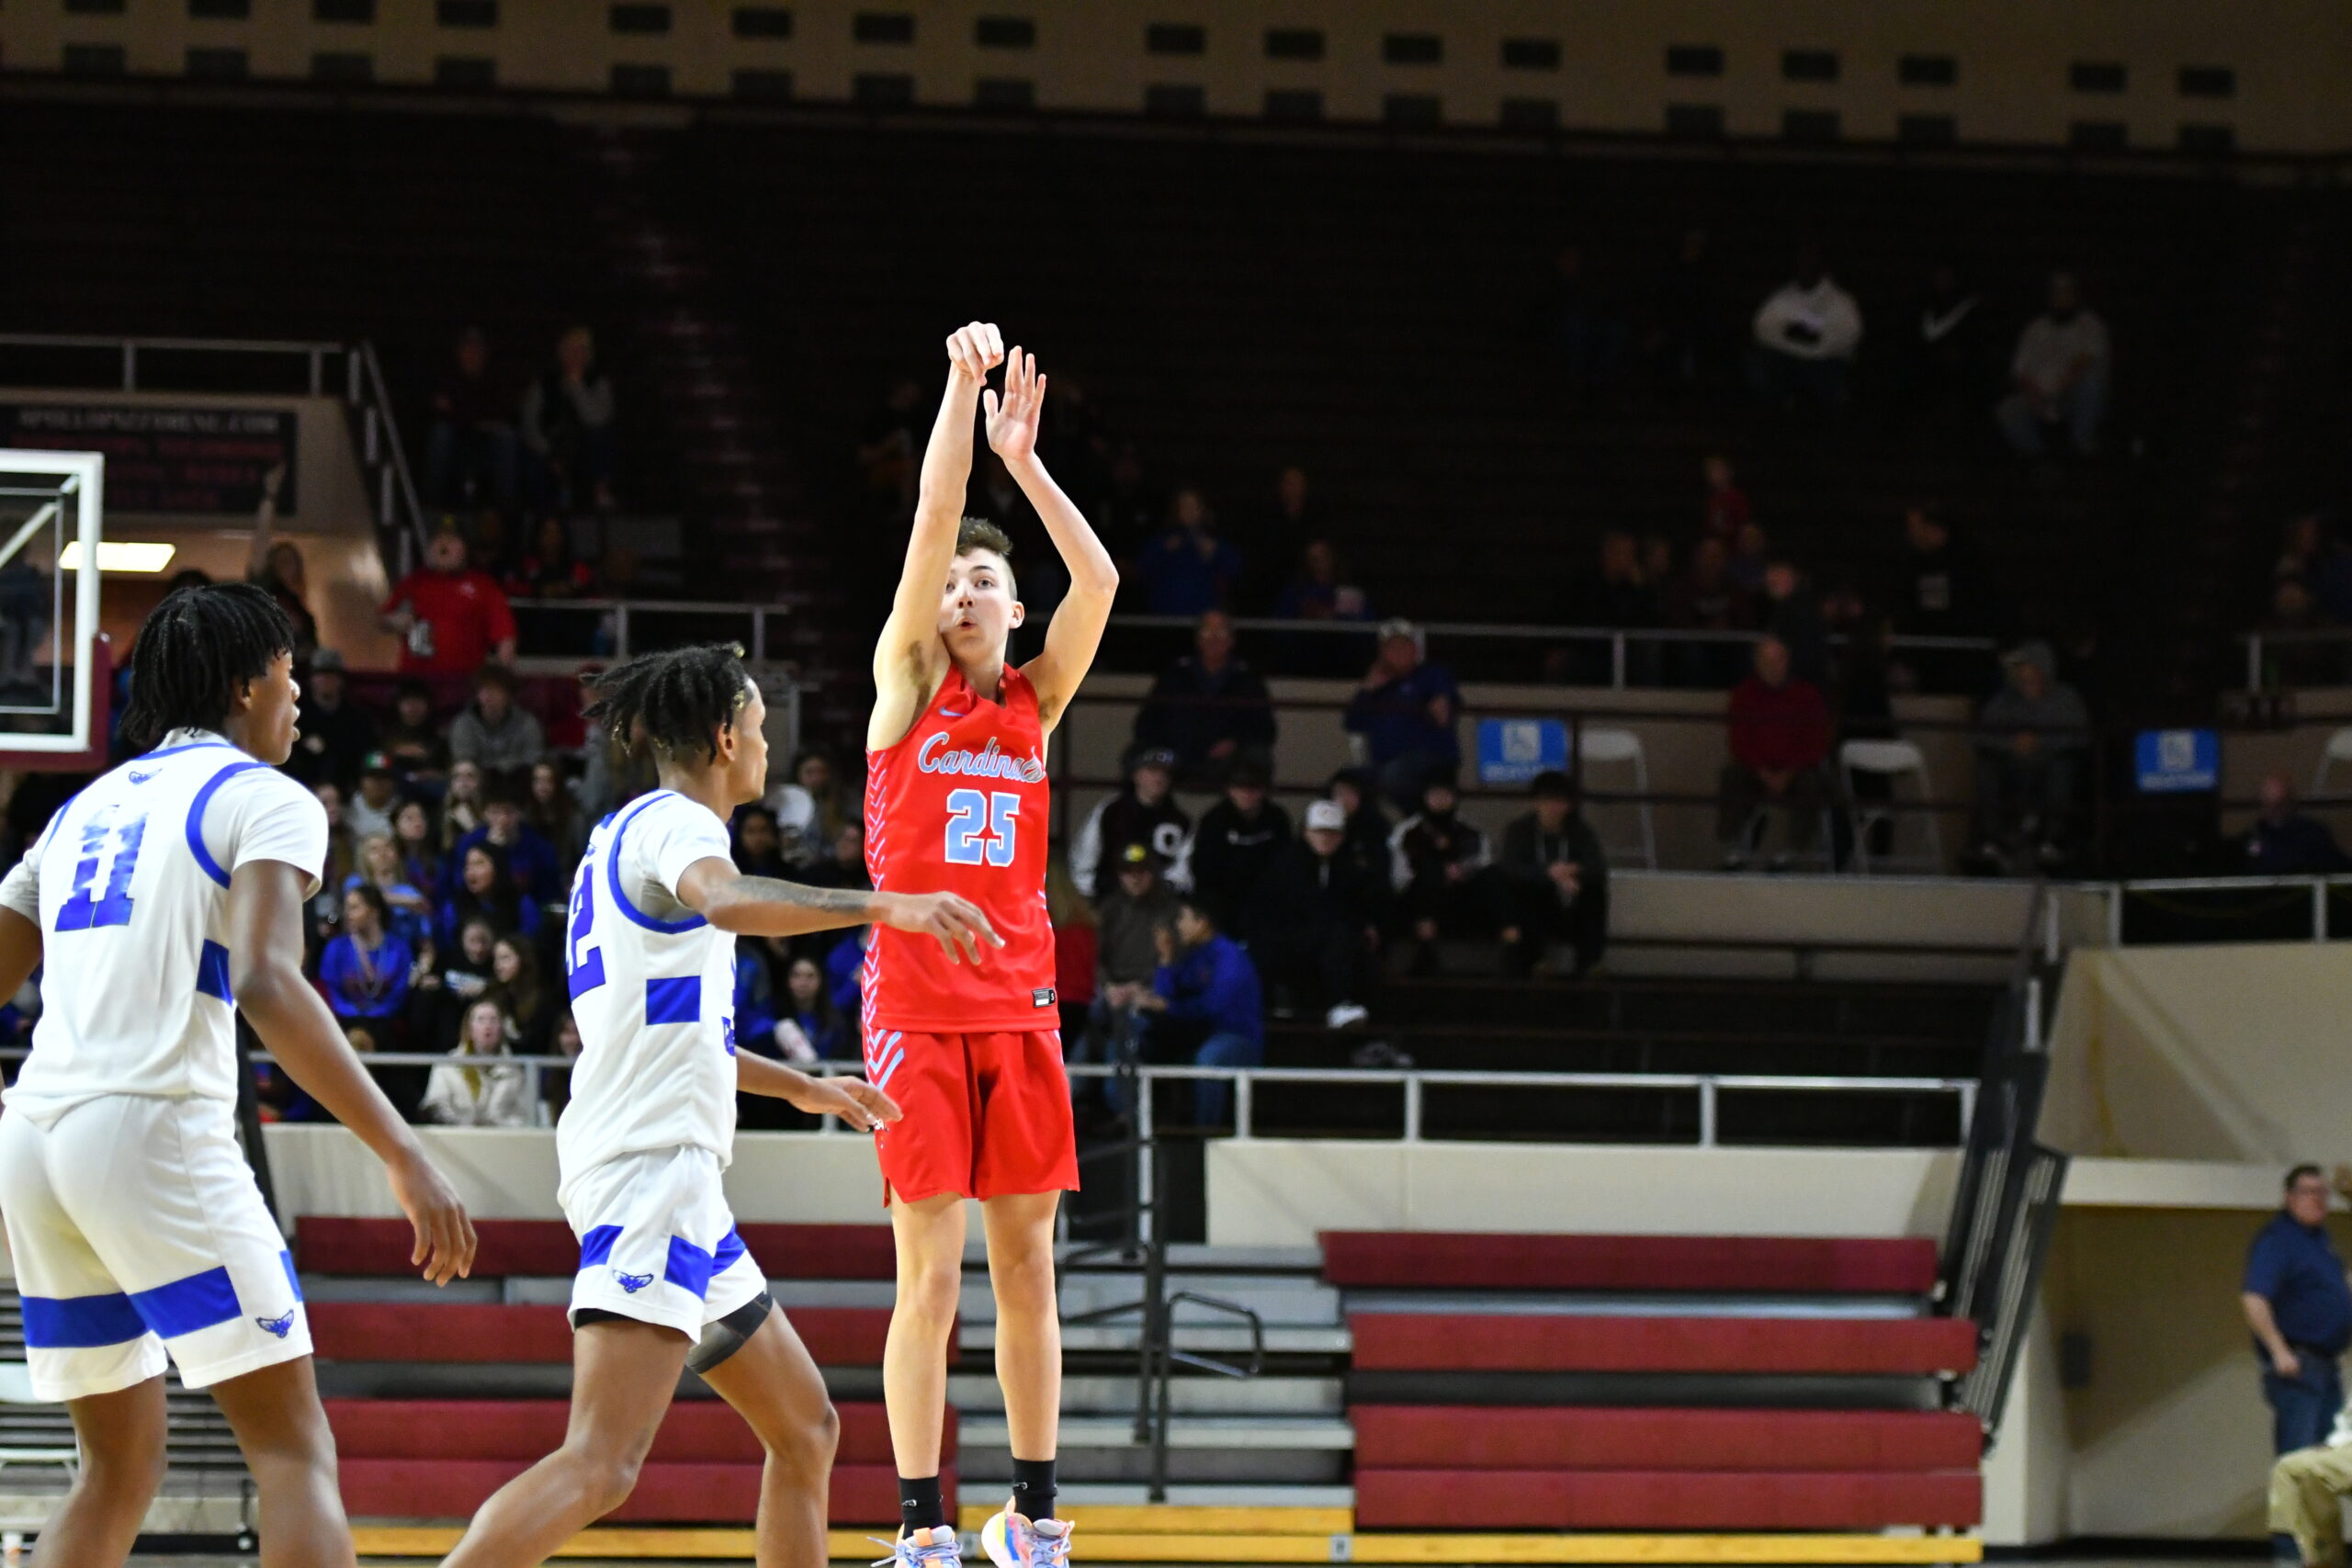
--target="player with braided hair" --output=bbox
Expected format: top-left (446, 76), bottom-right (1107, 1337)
top-left (0, 581), bottom-right (476, 1568)
top-left (443, 641), bottom-right (998, 1568)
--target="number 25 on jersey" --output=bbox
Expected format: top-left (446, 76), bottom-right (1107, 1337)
top-left (944, 789), bottom-right (1019, 868)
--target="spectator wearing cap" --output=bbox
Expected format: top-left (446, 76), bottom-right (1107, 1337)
top-left (2245, 1165), bottom-right (2352, 1456)
top-left (1176, 759), bottom-right (1293, 935)
top-left (1072, 748), bottom-right (1193, 900)
top-left (1388, 772), bottom-right (1494, 973)
top-left (1496, 772), bottom-right (1610, 977)
top-left (345, 752), bottom-right (404, 846)
top-left (380, 526), bottom-right (519, 677)
top-left (286, 648), bottom-right (378, 794)
top-left (447, 663), bottom-right (546, 784)
top-left (1718, 635), bottom-right (1832, 870)
top-left (379, 679), bottom-right (452, 792)
top-left (1252, 797), bottom-right (1388, 1029)
top-left (1076, 842), bottom-right (1183, 1089)
top-left (1136, 895), bottom-right (1264, 1129)
top-left (1134, 610), bottom-right (1278, 788)
top-left (1345, 619), bottom-right (1464, 812)
top-left (450, 782), bottom-right (564, 908)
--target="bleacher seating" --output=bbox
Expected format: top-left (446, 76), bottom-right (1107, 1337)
top-left (1328, 1231), bottom-right (1981, 1533)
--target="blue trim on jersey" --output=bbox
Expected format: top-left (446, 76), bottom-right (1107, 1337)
top-left (186, 761), bottom-right (271, 889)
top-left (279, 1250), bottom-right (303, 1303)
top-left (579, 1224), bottom-right (623, 1269)
top-left (22, 1290), bottom-right (145, 1348)
top-left (196, 939), bottom-right (233, 1002)
top-left (604, 792), bottom-right (708, 935)
top-left (663, 1235), bottom-right (714, 1299)
top-left (644, 976), bottom-right (701, 1025)
top-left (130, 1266), bottom-right (242, 1338)
top-left (712, 1227), bottom-right (746, 1278)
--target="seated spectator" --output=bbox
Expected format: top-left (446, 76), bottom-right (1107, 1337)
top-left (797, 821), bottom-right (871, 895)
top-left (245, 464), bottom-right (320, 671)
top-left (1252, 798), bottom-right (1387, 1028)
top-left (2268, 1396), bottom-right (2352, 1568)
top-left (1718, 636), bottom-right (1832, 870)
top-left (448, 664), bottom-right (546, 784)
top-left (320, 886), bottom-right (413, 1042)
top-left (379, 679), bottom-right (452, 790)
top-left (766, 748), bottom-right (852, 866)
top-left (1072, 748), bottom-right (1192, 899)
top-left (286, 648), bottom-right (376, 792)
top-left (1135, 489), bottom-right (1241, 616)
top-left (1136, 896), bottom-right (1264, 1129)
top-left (1662, 536), bottom-right (1757, 689)
top-left (1134, 610), bottom-right (1277, 786)
top-left (1555, 530), bottom-right (1661, 685)
top-left (733, 804), bottom-right (792, 879)
top-left (1889, 503), bottom-right (2011, 688)
top-left (507, 515), bottom-right (597, 601)
top-left (1176, 758), bottom-right (1292, 933)
top-left (1760, 558), bottom-right (1831, 688)
top-left (1996, 271), bottom-right (2110, 458)
top-left (1701, 454), bottom-right (1751, 546)
top-left (345, 832), bottom-right (435, 960)
top-left (2242, 773), bottom-right (2350, 876)
top-left (393, 799), bottom-right (447, 903)
top-left (1747, 244), bottom-right (1863, 412)
top-left (1389, 772), bottom-right (1493, 970)
top-left (529, 759), bottom-right (586, 868)
top-left (1246, 465), bottom-right (1321, 612)
top-left (490, 933), bottom-right (555, 1057)
top-left (856, 374), bottom-right (924, 523)
top-left (1079, 843), bottom-right (1183, 1088)
top-left (1497, 772), bottom-right (1609, 977)
top-left (424, 326), bottom-right (520, 512)
top-left (453, 784), bottom-right (564, 907)
top-left (417, 912), bottom-right (500, 1049)
top-left (2264, 580), bottom-right (2349, 688)
top-left (439, 840), bottom-right (541, 949)
top-left (1971, 639), bottom-right (2091, 874)
top-left (419, 998), bottom-right (534, 1127)
top-left (1550, 242), bottom-right (1627, 395)
top-left (1276, 539), bottom-right (1372, 623)
top-left (521, 324), bottom-right (617, 513)
top-left (734, 948), bottom-right (784, 1060)
top-left (1329, 767), bottom-right (1393, 863)
top-left (1728, 521), bottom-right (1770, 599)
top-left (1344, 619), bottom-right (1463, 810)
top-left (380, 525), bottom-right (519, 677)
top-left (776, 953), bottom-right (854, 1062)
top-left (345, 752), bottom-right (403, 845)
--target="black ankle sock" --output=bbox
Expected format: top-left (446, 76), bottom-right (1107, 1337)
top-left (899, 1474), bottom-right (947, 1533)
top-left (1010, 1457), bottom-right (1057, 1522)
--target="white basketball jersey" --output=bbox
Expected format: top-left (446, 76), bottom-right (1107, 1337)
top-left (0, 728), bottom-right (327, 1126)
top-left (556, 789), bottom-right (739, 1199)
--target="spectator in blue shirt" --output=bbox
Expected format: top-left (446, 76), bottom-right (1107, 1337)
top-left (450, 785), bottom-right (564, 907)
top-left (2244, 1164), bottom-right (2352, 1454)
top-left (826, 926), bottom-right (872, 1017)
top-left (1135, 489), bottom-right (1242, 616)
top-left (439, 841), bottom-right (543, 952)
top-left (780, 953), bottom-right (854, 1061)
top-left (320, 885), bottom-right (414, 1032)
top-left (1343, 618), bottom-right (1463, 810)
top-left (1138, 896), bottom-right (1264, 1130)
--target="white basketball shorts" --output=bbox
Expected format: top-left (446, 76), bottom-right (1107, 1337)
top-left (0, 1094), bottom-right (310, 1402)
top-left (561, 1145), bottom-right (764, 1342)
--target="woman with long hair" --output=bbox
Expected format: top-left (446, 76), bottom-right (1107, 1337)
top-left (438, 841), bottom-right (540, 951)
top-left (394, 799), bottom-right (446, 903)
top-left (440, 758), bottom-right (488, 850)
top-left (419, 997), bottom-right (534, 1128)
top-left (527, 759), bottom-right (585, 867)
top-left (778, 953), bottom-right (852, 1062)
top-left (349, 831), bottom-right (435, 964)
top-left (490, 933), bottom-right (553, 1057)
top-left (320, 885), bottom-right (414, 1043)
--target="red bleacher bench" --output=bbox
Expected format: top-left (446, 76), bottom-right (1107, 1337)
top-left (1354, 1406), bottom-right (1982, 1470)
top-left (1348, 1314), bottom-right (1978, 1375)
top-left (297, 1217), bottom-right (897, 1280)
top-left (1320, 1233), bottom-right (1939, 1295)
top-left (1354, 1469), bottom-right (1982, 1531)
top-left (328, 1398), bottom-right (948, 1526)
top-left (310, 1303), bottom-right (910, 1368)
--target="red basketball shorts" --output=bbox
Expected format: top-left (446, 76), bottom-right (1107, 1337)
top-left (866, 1029), bottom-right (1078, 1206)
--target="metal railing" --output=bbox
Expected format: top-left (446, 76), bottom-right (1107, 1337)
top-left (2086, 872), bottom-right (2352, 945)
top-left (507, 596), bottom-right (789, 663)
top-left (2241, 626), bottom-right (2352, 693)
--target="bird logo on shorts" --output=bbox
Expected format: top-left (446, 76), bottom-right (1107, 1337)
top-left (254, 1310), bottom-right (296, 1339)
top-left (616, 1270), bottom-right (655, 1293)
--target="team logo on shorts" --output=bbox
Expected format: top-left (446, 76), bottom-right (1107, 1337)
top-left (254, 1310), bottom-right (296, 1339)
top-left (616, 1270), bottom-right (655, 1293)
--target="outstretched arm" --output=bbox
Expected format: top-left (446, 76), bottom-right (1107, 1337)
top-left (674, 856), bottom-right (1002, 964)
top-left (245, 464), bottom-right (285, 581)
top-left (993, 348), bottom-right (1117, 735)
top-left (736, 1051), bottom-right (903, 1131)
top-left (869, 322), bottom-right (1004, 751)
top-left (227, 860), bottom-right (477, 1285)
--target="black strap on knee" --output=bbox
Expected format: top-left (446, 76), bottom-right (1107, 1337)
top-left (686, 1291), bottom-right (775, 1377)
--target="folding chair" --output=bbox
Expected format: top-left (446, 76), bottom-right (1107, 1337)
top-left (1577, 727), bottom-right (1657, 870)
top-left (1840, 739), bottom-right (1945, 874)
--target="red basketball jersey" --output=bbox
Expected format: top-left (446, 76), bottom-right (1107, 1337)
top-left (863, 665), bottom-right (1057, 1033)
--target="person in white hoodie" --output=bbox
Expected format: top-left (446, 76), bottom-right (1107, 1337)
top-left (1747, 243), bottom-right (1863, 412)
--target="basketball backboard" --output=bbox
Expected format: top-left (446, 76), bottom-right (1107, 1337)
top-left (0, 450), bottom-right (104, 770)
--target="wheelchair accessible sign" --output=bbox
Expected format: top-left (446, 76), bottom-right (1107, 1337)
top-left (1478, 718), bottom-right (1568, 785)
top-left (2134, 728), bottom-right (2218, 793)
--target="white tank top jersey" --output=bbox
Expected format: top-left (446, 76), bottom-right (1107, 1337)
top-left (0, 728), bottom-right (327, 1128)
top-left (556, 788), bottom-right (741, 1201)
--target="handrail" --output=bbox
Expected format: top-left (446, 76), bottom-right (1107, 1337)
top-left (508, 596), bottom-right (787, 663)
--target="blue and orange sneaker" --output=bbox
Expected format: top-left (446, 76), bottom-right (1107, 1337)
top-left (981, 1508), bottom-right (1072, 1568)
top-left (874, 1525), bottom-right (964, 1568)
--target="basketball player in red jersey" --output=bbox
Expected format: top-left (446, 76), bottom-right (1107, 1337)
top-left (867, 323), bottom-right (1116, 1568)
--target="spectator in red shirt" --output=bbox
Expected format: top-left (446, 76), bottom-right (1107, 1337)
top-left (1717, 635), bottom-right (1831, 869)
top-left (380, 528), bottom-right (518, 677)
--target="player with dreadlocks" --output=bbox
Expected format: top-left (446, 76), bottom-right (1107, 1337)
top-left (443, 641), bottom-right (998, 1568)
top-left (0, 581), bottom-right (476, 1568)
